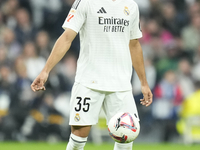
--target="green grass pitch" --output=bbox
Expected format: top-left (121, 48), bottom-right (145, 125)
top-left (0, 142), bottom-right (200, 150)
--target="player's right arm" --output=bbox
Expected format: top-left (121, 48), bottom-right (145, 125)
top-left (31, 0), bottom-right (88, 92)
top-left (31, 29), bottom-right (77, 92)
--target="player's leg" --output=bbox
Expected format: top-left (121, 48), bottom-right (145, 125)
top-left (66, 82), bottom-right (105, 150)
top-left (71, 125), bottom-right (91, 137)
top-left (103, 90), bottom-right (139, 150)
top-left (66, 125), bottom-right (91, 150)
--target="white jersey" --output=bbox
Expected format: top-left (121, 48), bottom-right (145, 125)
top-left (62, 0), bottom-right (142, 91)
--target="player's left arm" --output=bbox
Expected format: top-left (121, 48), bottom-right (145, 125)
top-left (129, 39), bottom-right (153, 107)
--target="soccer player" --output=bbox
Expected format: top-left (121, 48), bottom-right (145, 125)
top-left (31, 0), bottom-right (153, 149)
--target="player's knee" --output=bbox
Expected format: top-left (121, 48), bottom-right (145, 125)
top-left (71, 125), bottom-right (91, 137)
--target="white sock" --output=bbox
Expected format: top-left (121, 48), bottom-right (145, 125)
top-left (66, 133), bottom-right (88, 150)
top-left (114, 142), bottom-right (133, 150)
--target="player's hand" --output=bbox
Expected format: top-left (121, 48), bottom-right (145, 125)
top-left (140, 84), bottom-right (153, 107)
top-left (31, 71), bottom-right (49, 92)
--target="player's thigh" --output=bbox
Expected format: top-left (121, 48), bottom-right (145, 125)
top-left (70, 82), bottom-right (105, 126)
top-left (103, 90), bottom-right (139, 123)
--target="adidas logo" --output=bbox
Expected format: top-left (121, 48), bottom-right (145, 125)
top-left (97, 7), bottom-right (107, 13)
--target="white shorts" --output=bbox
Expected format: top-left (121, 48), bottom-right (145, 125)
top-left (69, 82), bottom-right (139, 125)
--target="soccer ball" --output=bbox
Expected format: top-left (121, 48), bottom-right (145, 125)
top-left (108, 112), bottom-right (140, 143)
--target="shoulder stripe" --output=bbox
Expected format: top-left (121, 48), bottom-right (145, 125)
top-left (72, 0), bottom-right (82, 9)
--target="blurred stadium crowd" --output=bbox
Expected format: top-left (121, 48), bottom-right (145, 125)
top-left (0, 0), bottom-right (200, 143)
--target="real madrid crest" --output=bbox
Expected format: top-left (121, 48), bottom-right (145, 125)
top-left (74, 113), bottom-right (80, 122)
top-left (124, 6), bottom-right (130, 16)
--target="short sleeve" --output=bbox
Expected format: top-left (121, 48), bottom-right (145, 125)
top-left (62, 0), bottom-right (88, 33)
top-left (130, 3), bottom-right (142, 40)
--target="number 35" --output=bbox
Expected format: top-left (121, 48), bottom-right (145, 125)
top-left (75, 97), bottom-right (91, 112)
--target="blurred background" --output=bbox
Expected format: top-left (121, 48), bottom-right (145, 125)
top-left (0, 0), bottom-right (200, 145)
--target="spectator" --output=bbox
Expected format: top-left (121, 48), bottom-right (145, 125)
top-left (192, 45), bottom-right (200, 81)
top-left (1, 0), bottom-right (19, 29)
top-left (23, 42), bottom-right (45, 81)
top-left (153, 70), bottom-right (183, 142)
top-left (161, 2), bottom-right (186, 37)
top-left (59, 53), bottom-right (77, 89)
top-left (134, 0), bottom-right (150, 15)
top-left (28, 92), bottom-right (65, 141)
top-left (173, 0), bottom-right (187, 13)
top-left (0, 65), bottom-right (15, 140)
top-left (14, 8), bottom-right (37, 45)
top-left (141, 19), bottom-right (174, 46)
top-left (30, 0), bottom-right (61, 28)
top-left (149, 0), bottom-right (163, 23)
top-left (2, 28), bottom-right (22, 61)
top-left (0, 65), bottom-right (14, 91)
top-left (0, 46), bottom-right (8, 65)
top-left (35, 30), bottom-right (51, 59)
top-left (186, 0), bottom-right (196, 5)
top-left (156, 41), bottom-right (180, 81)
top-left (178, 59), bottom-right (195, 99)
top-left (0, 11), bottom-right (6, 37)
top-left (176, 81), bottom-right (200, 144)
top-left (13, 56), bottom-right (35, 105)
top-left (181, 3), bottom-right (200, 53)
